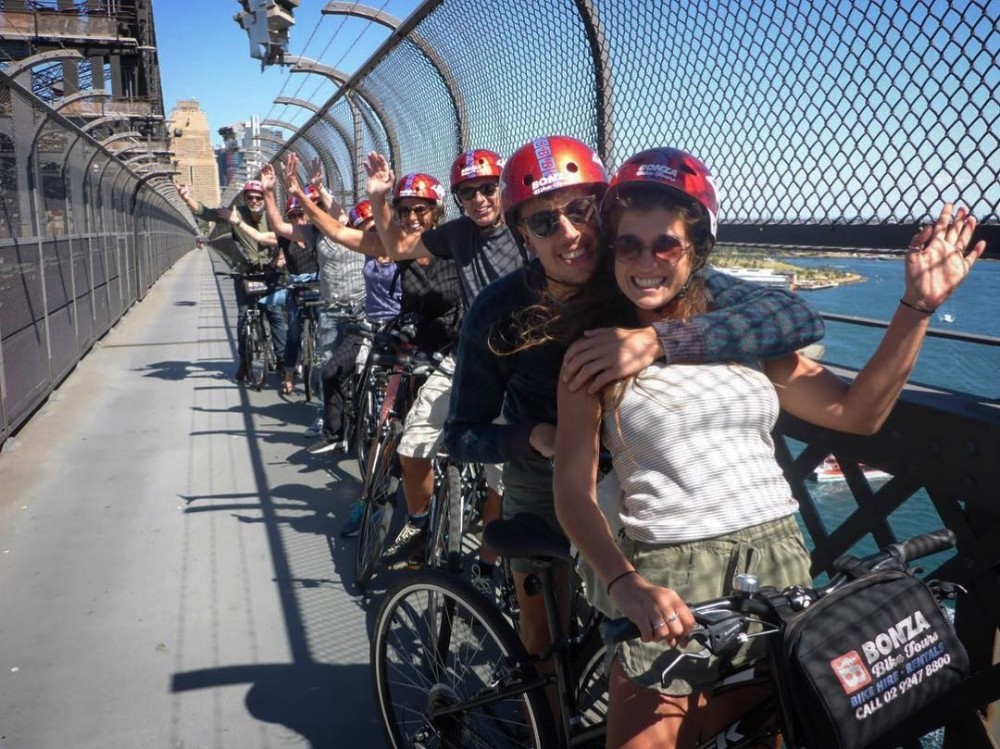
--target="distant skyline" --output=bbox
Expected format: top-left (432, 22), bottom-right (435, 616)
top-left (155, 0), bottom-right (420, 147)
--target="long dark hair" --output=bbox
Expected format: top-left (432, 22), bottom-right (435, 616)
top-left (499, 184), bottom-right (716, 410)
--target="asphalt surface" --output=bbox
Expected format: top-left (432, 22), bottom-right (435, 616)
top-left (0, 248), bottom-right (397, 748)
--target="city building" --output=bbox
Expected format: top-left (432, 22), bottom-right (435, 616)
top-left (168, 99), bottom-right (221, 208)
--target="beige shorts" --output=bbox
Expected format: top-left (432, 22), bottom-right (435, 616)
top-left (397, 355), bottom-right (454, 459)
top-left (397, 355), bottom-right (504, 495)
top-left (616, 514), bottom-right (811, 696)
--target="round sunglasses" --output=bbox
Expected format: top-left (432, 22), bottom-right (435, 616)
top-left (611, 234), bottom-right (691, 264)
top-left (397, 204), bottom-right (432, 219)
top-left (520, 195), bottom-right (598, 238)
top-left (455, 182), bottom-right (499, 202)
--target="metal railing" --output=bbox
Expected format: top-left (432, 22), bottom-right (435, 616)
top-left (0, 66), bottom-right (195, 445)
top-left (256, 1), bottom-right (998, 744)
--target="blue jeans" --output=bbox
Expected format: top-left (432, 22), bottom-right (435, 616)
top-left (234, 273), bottom-right (287, 366)
top-left (311, 302), bottom-right (359, 415)
top-left (283, 272), bottom-right (319, 369)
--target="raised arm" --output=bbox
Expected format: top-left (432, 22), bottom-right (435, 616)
top-left (307, 156), bottom-right (348, 222)
top-left (280, 152), bottom-right (383, 257)
top-left (227, 206), bottom-right (278, 248)
top-left (562, 272), bottom-right (825, 393)
top-left (173, 181), bottom-right (218, 222)
top-left (364, 152), bottom-right (432, 262)
top-left (260, 164), bottom-right (294, 240)
top-left (767, 203), bottom-right (985, 434)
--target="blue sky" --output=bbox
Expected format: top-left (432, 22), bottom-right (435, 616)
top-left (156, 0), bottom-right (420, 147)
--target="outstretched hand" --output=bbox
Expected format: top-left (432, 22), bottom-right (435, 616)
top-left (902, 203), bottom-right (985, 312)
top-left (173, 181), bottom-right (190, 200)
top-left (364, 151), bottom-right (395, 201)
top-left (279, 152), bottom-right (303, 196)
top-left (259, 164), bottom-right (277, 192)
top-left (308, 156), bottom-right (324, 187)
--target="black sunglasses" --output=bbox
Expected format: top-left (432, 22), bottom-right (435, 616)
top-left (286, 210), bottom-right (305, 219)
top-left (612, 234), bottom-right (690, 265)
top-left (397, 204), bottom-right (432, 218)
top-left (520, 195), bottom-right (598, 238)
top-left (455, 182), bottom-right (499, 202)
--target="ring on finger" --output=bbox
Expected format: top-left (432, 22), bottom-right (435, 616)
top-left (664, 613), bottom-right (679, 623)
top-left (651, 619), bottom-right (666, 629)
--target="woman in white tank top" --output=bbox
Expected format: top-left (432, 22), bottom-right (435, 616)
top-left (552, 147), bottom-right (985, 749)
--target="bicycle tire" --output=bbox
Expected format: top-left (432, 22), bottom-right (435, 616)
top-left (302, 317), bottom-right (314, 402)
top-left (355, 424), bottom-right (400, 589)
top-left (425, 461), bottom-right (456, 570)
top-left (444, 463), bottom-right (464, 573)
top-left (247, 316), bottom-right (268, 391)
top-left (372, 569), bottom-right (556, 749)
top-left (572, 631), bottom-right (609, 729)
top-left (354, 384), bottom-right (379, 478)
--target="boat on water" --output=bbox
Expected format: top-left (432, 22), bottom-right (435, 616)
top-left (939, 313), bottom-right (955, 323)
top-left (810, 455), bottom-right (892, 484)
top-left (715, 267), bottom-right (792, 289)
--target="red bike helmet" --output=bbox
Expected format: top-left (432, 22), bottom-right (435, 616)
top-left (303, 185), bottom-right (322, 204)
top-left (243, 179), bottom-right (264, 196)
top-left (500, 135), bottom-right (608, 231)
top-left (284, 195), bottom-right (306, 215)
top-left (449, 149), bottom-right (505, 190)
top-left (348, 199), bottom-right (373, 228)
top-left (392, 173), bottom-right (445, 205)
top-left (603, 148), bottom-right (719, 240)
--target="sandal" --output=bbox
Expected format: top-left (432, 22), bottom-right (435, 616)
top-left (281, 378), bottom-right (294, 395)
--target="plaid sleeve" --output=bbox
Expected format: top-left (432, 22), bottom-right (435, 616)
top-left (653, 269), bottom-right (825, 364)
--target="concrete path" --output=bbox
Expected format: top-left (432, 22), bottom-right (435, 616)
top-left (0, 248), bottom-right (394, 748)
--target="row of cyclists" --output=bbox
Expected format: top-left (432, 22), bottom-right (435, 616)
top-left (177, 136), bottom-right (983, 748)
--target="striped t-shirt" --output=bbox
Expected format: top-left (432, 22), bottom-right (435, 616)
top-left (602, 361), bottom-right (798, 543)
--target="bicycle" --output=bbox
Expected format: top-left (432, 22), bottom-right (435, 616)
top-left (284, 279), bottom-right (323, 402)
top-left (228, 271), bottom-right (277, 391)
top-left (424, 457), bottom-right (488, 574)
top-left (354, 322), bottom-right (439, 589)
top-left (371, 511), bottom-right (611, 748)
top-left (599, 529), bottom-right (969, 749)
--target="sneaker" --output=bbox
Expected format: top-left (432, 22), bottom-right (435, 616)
top-left (307, 436), bottom-right (346, 455)
top-left (340, 500), bottom-right (365, 538)
top-left (385, 519), bottom-right (427, 558)
top-left (303, 417), bottom-right (324, 438)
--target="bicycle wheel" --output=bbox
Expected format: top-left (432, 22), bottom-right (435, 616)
top-left (572, 631), bottom-right (609, 729)
top-left (372, 569), bottom-right (556, 749)
top-left (301, 317), bottom-right (314, 402)
top-left (444, 464), bottom-right (464, 573)
top-left (354, 382), bottom-right (379, 477)
top-left (247, 316), bottom-right (268, 391)
top-left (425, 461), bottom-right (459, 571)
top-left (355, 423), bottom-right (400, 589)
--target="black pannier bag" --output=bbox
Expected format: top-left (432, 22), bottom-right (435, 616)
top-left (765, 561), bottom-right (968, 749)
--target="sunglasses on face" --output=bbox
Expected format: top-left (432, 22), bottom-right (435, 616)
top-left (455, 182), bottom-right (499, 202)
top-left (612, 234), bottom-right (690, 265)
top-left (244, 194), bottom-right (264, 202)
top-left (520, 195), bottom-right (598, 238)
top-left (397, 204), bottom-right (432, 219)
top-left (287, 211), bottom-right (305, 219)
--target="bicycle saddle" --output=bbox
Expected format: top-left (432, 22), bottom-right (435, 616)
top-left (484, 512), bottom-right (573, 563)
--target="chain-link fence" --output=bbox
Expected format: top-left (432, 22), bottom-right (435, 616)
top-left (270, 0), bottom-right (996, 254)
top-left (0, 67), bottom-right (195, 444)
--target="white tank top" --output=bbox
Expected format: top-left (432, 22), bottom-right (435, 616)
top-left (602, 361), bottom-right (798, 543)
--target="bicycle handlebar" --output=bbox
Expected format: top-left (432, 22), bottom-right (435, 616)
top-left (600, 529), bottom-right (958, 650)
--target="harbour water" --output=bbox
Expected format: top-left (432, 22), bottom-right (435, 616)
top-left (769, 256), bottom-right (998, 565)
top-left (784, 255), bottom-right (998, 400)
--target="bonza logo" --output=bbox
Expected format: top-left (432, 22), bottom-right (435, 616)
top-left (861, 610), bottom-right (932, 664)
top-left (636, 164), bottom-right (678, 181)
top-left (830, 651), bottom-right (872, 694)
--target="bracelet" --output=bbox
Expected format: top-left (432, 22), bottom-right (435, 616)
top-left (606, 569), bottom-right (638, 596)
top-left (899, 298), bottom-right (935, 314)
